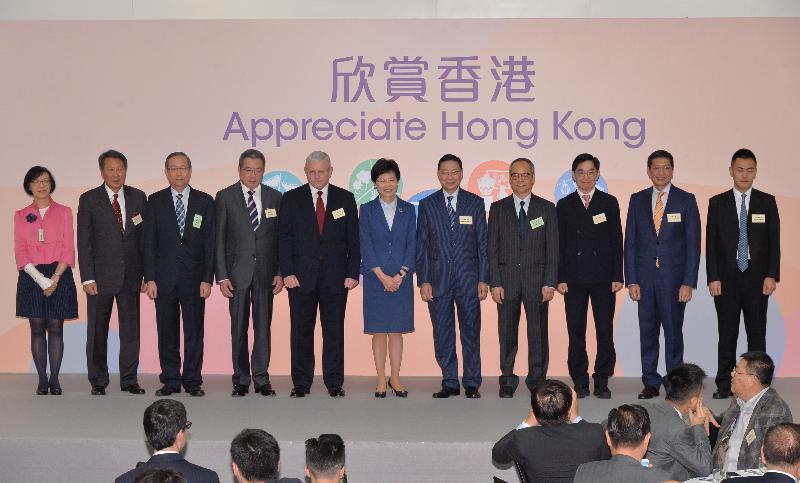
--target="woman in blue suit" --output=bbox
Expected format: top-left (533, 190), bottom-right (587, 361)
top-left (360, 158), bottom-right (416, 398)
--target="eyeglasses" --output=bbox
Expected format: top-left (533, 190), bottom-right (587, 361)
top-left (183, 420), bottom-right (192, 430)
top-left (731, 369), bottom-right (755, 377)
top-left (438, 170), bottom-right (462, 177)
top-left (166, 166), bottom-right (190, 173)
top-left (574, 170), bottom-right (597, 178)
top-left (31, 179), bottom-right (52, 186)
top-left (510, 173), bottom-right (532, 180)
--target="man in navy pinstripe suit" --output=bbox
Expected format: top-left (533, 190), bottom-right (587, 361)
top-left (416, 154), bottom-right (489, 399)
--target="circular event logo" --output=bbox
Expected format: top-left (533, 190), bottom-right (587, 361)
top-left (554, 169), bottom-right (609, 203)
top-left (262, 170), bottom-right (302, 194)
top-left (349, 159), bottom-right (403, 205)
top-left (467, 159), bottom-right (510, 213)
top-left (408, 188), bottom-right (439, 217)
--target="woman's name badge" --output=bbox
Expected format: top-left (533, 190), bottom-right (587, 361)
top-left (38, 228), bottom-right (44, 242)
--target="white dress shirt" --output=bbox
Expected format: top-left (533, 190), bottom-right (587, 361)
top-left (513, 193), bottom-right (532, 215)
top-left (171, 185), bottom-right (190, 208)
top-left (651, 183), bottom-right (671, 214)
top-left (733, 186), bottom-right (753, 260)
top-left (310, 183), bottom-right (329, 210)
top-left (105, 184), bottom-right (126, 229)
top-left (379, 197), bottom-right (398, 230)
top-left (241, 182), bottom-right (262, 224)
top-left (443, 187), bottom-right (460, 211)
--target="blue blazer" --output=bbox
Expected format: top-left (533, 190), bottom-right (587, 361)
top-left (624, 185), bottom-right (701, 288)
top-left (360, 197), bottom-right (416, 280)
top-left (416, 189), bottom-right (489, 297)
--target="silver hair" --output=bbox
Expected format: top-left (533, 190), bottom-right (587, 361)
top-left (306, 151), bottom-right (331, 166)
top-left (509, 157), bottom-right (535, 175)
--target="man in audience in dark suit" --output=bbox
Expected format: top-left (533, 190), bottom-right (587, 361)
top-left (707, 148), bottom-right (781, 400)
top-left (215, 149), bottom-right (283, 397)
top-left (575, 404), bottom-right (677, 483)
top-left (144, 152), bottom-right (214, 397)
top-left (78, 149), bottom-right (148, 396)
top-left (115, 399), bottom-right (219, 483)
top-left (279, 151), bottom-right (360, 398)
top-left (556, 153), bottom-right (623, 400)
top-left (722, 423), bottom-right (800, 483)
top-left (492, 379), bottom-right (610, 481)
top-left (488, 158), bottom-right (559, 398)
top-left (230, 429), bottom-right (302, 483)
top-left (714, 352), bottom-right (794, 473)
top-left (305, 434), bottom-right (347, 483)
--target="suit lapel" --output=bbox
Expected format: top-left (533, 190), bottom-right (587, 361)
top-left (182, 187), bottom-right (197, 239)
top-left (97, 185), bottom-right (122, 238)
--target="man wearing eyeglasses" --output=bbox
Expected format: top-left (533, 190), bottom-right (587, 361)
top-left (488, 157), bottom-right (559, 398)
top-left (215, 149), bottom-right (283, 397)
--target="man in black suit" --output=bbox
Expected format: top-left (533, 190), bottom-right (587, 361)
top-left (279, 151), bottom-right (360, 398)
top-left (556, 153), bottom-right (623, 400)
top-left (144, 152), bottom-right (214, 397)
top-left (78, 149), bottom-right (147, 395)
top-left (115, 399), bottom-right (219, 483)
top-left (215, 149), bottom-right (283, 397)
top-left (722, 423), bottom-right (800, 483)
top-left (488, 157), bottom-right (559, 398)
top-left (230, 429), bottom-right (302, 483)
top-left (707, 148), bottom-right (781, 399)
top-left (492, 379), bottom-right (610, 481)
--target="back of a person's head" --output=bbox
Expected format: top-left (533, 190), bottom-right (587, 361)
top-left (134, 468), bottom-right (187, 483)
top-left (143, 399), bottom-right (187, 451)
top-left (531, 379), bottom-right (572, 426)
top-left (306, 433), bottom-right (346, 481)
top-left (606, 405), bottom-right (651, 449)
top-left (741, 351), bottom-right (775, 386)
top-left (763, 423), bottom-right (800, 468)
top-left (663, 363), bottom-right (706, 403)
top-left (230, 428), bottom-right (280, 482)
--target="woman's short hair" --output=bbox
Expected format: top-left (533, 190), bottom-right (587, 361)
top-left (370, 158), bottom-right (401, 183)
top-left (23, 166), bottom-right (56, 196)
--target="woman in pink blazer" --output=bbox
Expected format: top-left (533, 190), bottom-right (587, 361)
top-left (14, 166), bottom-right (78, 395)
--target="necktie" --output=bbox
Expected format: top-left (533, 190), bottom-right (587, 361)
top-left (653, 191), bottom-right (665, 236)
top-left (112, 193), bottom-right (124, 237)
top-left (582, 194), bottom-right (590, 209)
top-left (446, 195), bottom-right (456, 232)
top-left (737, 193), bottom-right (748, 272)
top-left (175, 193), bottom-right (185, 237)
top-left (316, 190), bottom-right (325, 235)
top-left (518, 200), bottom-right (526, 235)
top-left (247, 190), bottom-right (259, 232)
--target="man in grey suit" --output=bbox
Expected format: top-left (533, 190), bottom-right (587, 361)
top-left (637, 363), bottom-right (718, 481)
top-left (722, 423), bottom-right (800, 483)
top-left (714, 351), bottom-right (793, 472)
top-left (215, 149), bottom-right (284, 397)
top-left (488, 157), bottom-right (559, 397)
top-left (575, 404), bottom-right (677, 483)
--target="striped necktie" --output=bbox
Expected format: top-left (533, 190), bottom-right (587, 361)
top-left (247, 190), bottom-right (259, 231)
top-left (447, 195), bottom-right (456, 231)
top-left (737, 193), bottom-right (748, 272)
top-left (175, 193), bottom-right (185, 237)
top-left (653, 191), bottom-right (665, 236)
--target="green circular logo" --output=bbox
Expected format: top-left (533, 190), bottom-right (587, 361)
top-left (349, 158), bottom-right (403, 206)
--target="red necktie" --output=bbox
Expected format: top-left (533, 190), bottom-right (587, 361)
top-left (112, 193), bottom-right (124, 237)
top-left (316, 190), bottom-right (325, 235)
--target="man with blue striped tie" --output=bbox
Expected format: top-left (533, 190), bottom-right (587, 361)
top-left (215, 149), bottom-right (284, 397)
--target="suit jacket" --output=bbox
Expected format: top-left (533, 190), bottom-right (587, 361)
top-left (556, 190), bottom-right (623, 285)
top-left (77, 184), bottom-right (147, 294)
top-left (14, 200), bottom-right (75, 269)
top-left (360, 197), bottom-right (416, 277)
top-left (492, 420), bottom-right (611, 482)
top-left (415, 189), bottom-right (488, 297)
top-left (574, 454), bottom-right (673, 483)
top-left (706, 188), bottom-right (780, 283)
top-left (488, 194), bottom-right (559, 298)
top-left (722, 471), bottom-right (797, 483)
top-left (214, 182), bottom-right (281, 289)
top-left (114, 453), bottom-right (219, 483)
top-left (713, 387), bottom-right (794, 470)
top-left (624, 185), bottom-right (701, 288)
top-left (143, 187), bottom-right (215, 292)
top-left (278, 183), bottom-right (360, 294)
top-left (639, 399), bottom-right (712, 481)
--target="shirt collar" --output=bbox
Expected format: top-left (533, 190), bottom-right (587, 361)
top-left (442, 187), bottom-right (460, 201)
top-left (652, 183), bottom-right (672, 196)
top-left (310, 184), bottom-right (329, 197)
top-left (737, 386), bottom-right (769, 409)
top-left (152, 449), bottom-right (180, 456)
top-left (733, 186), bottom-right (753, 199)
top-left (577, 187), bottom-right (596, 199)
top-left (240, 182), bottom-right (261, 196)
top-left (171, 186), bottom-right (190, 198)
top-left (105, 184), bottom-right (123, 198)
top-left (513, 192), bottom-right (532, 205)
top-left (379, 196), bottom-right (397, 208)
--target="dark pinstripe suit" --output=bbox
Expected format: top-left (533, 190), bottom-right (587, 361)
top-left (488, 194), bottom-right (559, 391)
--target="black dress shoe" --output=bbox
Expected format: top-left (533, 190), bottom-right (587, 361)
top-left (155, 386), bottom-right (181, 397)
top-left (499, 386), bottom-right (515, 398)
top-left (290, 386), bottom-right (310, 398)
top-left (121, 384), bottom-right (146, 395)
top-left (49, 386), bottom-right (62, 395)
top-left (575, 385), bottom-right (591, 399)
top-left (432, 386), bottom-right (460, 398)
top-left (186, 388), bottom-right (205, 397)
top-left (594, 385), bottom-right (612, 399)
top-left (91, 386), bottom-right (106, 396)
top-left (465, 387), bottom-right (481, 399)
top-left (231, 384), bottom-right (249, 397)
top-left (328, 386), bottom-right (345, 398)
top-left (388, 380), bottom-right (408, 398)
top-left (36, 383), bottom-right (48, 395)
top-left (255, 384), bottom-right (276, 396)
top-left (713, 388), bottom-right (732, 399)
top-left (638, 386), bottom-right (660, 399)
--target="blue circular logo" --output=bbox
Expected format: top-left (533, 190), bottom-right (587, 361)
top-left (554, 170), bottom-right (608, 202)
top-left (408, 189), bottom-right (439, 217)
top-left (263, 170), bottom-right (302, 194)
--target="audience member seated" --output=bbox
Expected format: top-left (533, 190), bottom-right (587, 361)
top-left (134, 468), bottom-right (187, 483)
top-left (636, 363), bottom-right (717, 481)
top-left (722, 423), bottom-right (800, 482)
top-left (575, 404), bottom-right (678, 483)
top-left (305, 434), bottom-right (347, 483)
top-left (714, 352), bottom-right (794, 472)
top-left (115, 399), bottom-right (219, 483)
top-left (230, 429), bottom-right (301, 483)
top-left (491, 379), bottom-right (610, 481)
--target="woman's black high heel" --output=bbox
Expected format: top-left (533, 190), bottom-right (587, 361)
top-left (388, 380), bottom-right (408, 398)
top-left (49, 380), bottom-right (62, 395)
top-left (36, 382), bottom-right (48, 395)
top-left (375, 380), bottom-right (387, 398)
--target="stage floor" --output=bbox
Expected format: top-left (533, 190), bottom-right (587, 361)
top-left (2, 374), bottom-right (798, 482)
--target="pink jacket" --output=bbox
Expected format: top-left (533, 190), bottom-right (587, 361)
top-left (14, 200), bottom-right (75, 270)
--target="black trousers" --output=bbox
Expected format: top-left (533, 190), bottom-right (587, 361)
top-left (154, 280), bottom-right (205, 390)
top-left (288, 285), bottom-right (347, 390)
top-left (497, 293), bottom-right (549, 392)
top-left (564, 282), bottom-right (617, 387)
top-left (714, 268), bottom-right (768, 390)
top-left (229, 276), bottom-right (274, 388)
top-left (86, 290), bottom-right (141, 388)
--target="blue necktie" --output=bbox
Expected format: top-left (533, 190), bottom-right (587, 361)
top-left (175, 193), bottom-right (185, 237)
top-left (518, 200), bottom-right (526, 235)
top-left (447, 195), bottom-right (456, 232)
top-left (737, 193), bottom-right (748, 272)
top-left (247, 190), bottom-right (259, 231)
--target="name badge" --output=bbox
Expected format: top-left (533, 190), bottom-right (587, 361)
top-left (132, 213), bottom-right (143, 226)
top-left (192, 214), bottom-right (203, 228)
top-left (752, 214), bottom-right (765, 223)
top-left (667, 213), bottom-right (681, 223)
top-left (265, 208), bottom-right (277, 218)
top-left (592, 213), bottom-right (607, 224)
top-left (38, 228), bottom-right (45, 242)
top-left (332, 208), bottom-right (346, 219)
top-left (746, 429), bottom-right (757, 445)
top-left (530, 217), bottom-right (544, 229)
top-left (459, 216), bottom-right (473, 225)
